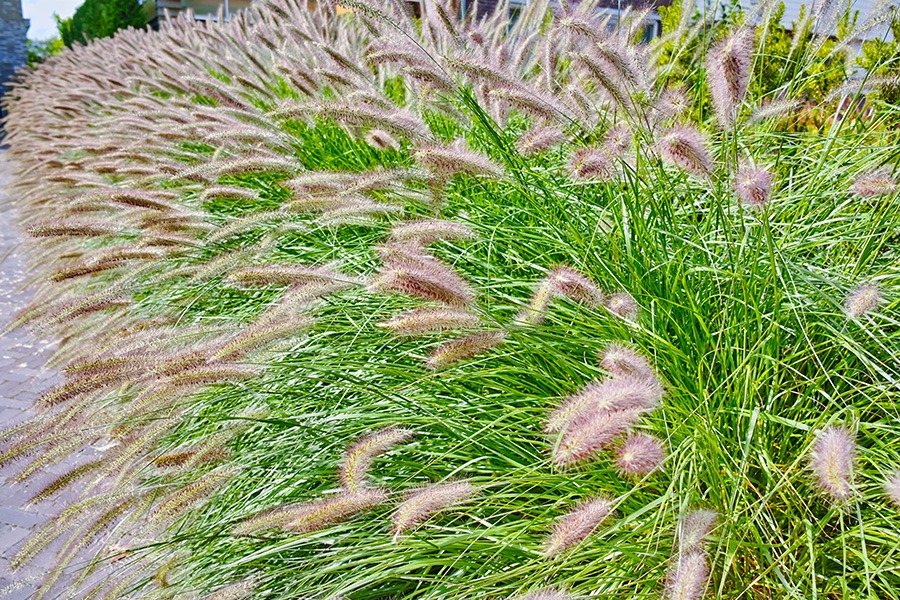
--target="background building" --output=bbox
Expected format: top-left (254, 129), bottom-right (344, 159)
top-left (0, 0), bottom-right (28, 99)
top-left (145, 0), bottom-right (255, 29)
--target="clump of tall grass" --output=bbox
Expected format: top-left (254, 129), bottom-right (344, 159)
top-left (1, 0), bottom-right (899, 598)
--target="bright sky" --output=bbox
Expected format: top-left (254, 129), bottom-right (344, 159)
top-left (23, 0), bottom-right (84, 40)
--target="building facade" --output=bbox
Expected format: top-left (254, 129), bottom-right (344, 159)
top-left (0, 0), bottom-right (28, 97)
top-left (145, 0), bottom-right (255, 29)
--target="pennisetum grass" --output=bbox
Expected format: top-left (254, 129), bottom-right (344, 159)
top-left (1, 0), bottom-right (898, 597)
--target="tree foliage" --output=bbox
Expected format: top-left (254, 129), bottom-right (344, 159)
top-left (59, 0), bottom-right (146, 48)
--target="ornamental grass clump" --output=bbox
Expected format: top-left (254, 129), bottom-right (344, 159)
top-left (1, 0), bottom-right (899, 597)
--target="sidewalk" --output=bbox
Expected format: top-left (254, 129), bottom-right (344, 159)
top-left (0, 172), bottom-right (68, 599)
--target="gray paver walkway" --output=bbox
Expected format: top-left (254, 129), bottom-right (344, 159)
top-left (0, 166), bottom-right (106, 599)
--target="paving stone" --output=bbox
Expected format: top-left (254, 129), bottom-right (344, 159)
top-left (0, 166), bottom-right (107, 596)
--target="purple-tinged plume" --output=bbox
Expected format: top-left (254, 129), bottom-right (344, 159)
top-left (615, 433), bottom-right (665, 477)
top-left (550, 266), bottom-right (605, 307)
top-left (810, 424), bottom-right (856, 501)
top-left (600, 343), bottom-right (658, 382)
top-left (371, 257), bottom-right (475, 308)
top-left (377, 308), bottom-right (480, 336)
top-left (664, 551), bottom-right (709, 600)
top-left (366, 129), bottom-right (401, 151)
top-left (232, 489), bottom-right (387, 536)
top-left (850, 171), bottom-right (898, 197)
top-left (517, 126), bottom-right (567, 156)
top-left (546, 375), bottom-right (663, 434)
top-left (734, 165), bottom-right (773, 208)
top-left (553, 408), bottom-right (643, 467)
top-left (515, 589), bottom-right (569, 600)
top-left (707, 28), bottom-right (754, 127)
top-left (425, 331), bottom-right (506, 370)
top-left (656, 126), bottom-right (714, 179)
top-left (678, 509), bottom-right (718, 552)
top-left (606, 292), bottom-right (639, 320)
top-left (568, 147), bottom-right (615, 181)
top-left (844, 283), bottom-right (883, 319)
top-left (603, 125), bottom-right (632, 154)
top-left (389, 220), bottom-right (474, 245)
top-left (339, 427), bottom-right (415, 492)
top-left (543, 496), bottom-right (613, 557)
top-left (414, 139), bottom-right (503, 178)
top-left (885, 470), bottom-right (900, 508)
top-left (391, 480), bottom-right (476, 535)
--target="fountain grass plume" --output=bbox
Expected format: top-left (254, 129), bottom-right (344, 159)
top-left (552, 408), bottom-right (644, 467)
top-left (233, 488), bottom-right (388, 536)
top-left (425, 330), bottom-right (507, 370)
top-left (734, 165), bottom-right (773, 208)
top-left (606, 291), bottom-right (639, 320)
top-left (543, 496), bottom-right (613, 557)
top-left (515, 590), bottom-right (569, 600)
top-left (655, 126), bottom-right (714, 179)
top-left (614, 433), bottom-right (665, 477)
top-left (391, 480), bottom-right (476, 536)
top-left (706, 28), bottom-right (754, 128)
top-left (517, 126), bottom-right (567, 155)
top-left (545, 375), bottom-right (663, 434)
top-left (550, 266), bottom-right (605, 307)
top-left (371, 255), bottom-right (476, 307)
top-left (414, 139), bottom-right (504, 178)
top-left (339, 427), bottom-right (415, 492)
top-left (600, 343), bottom-right (658, 382)
top-left (664, 551), bottom-right (709, 600)
top-left (809, 424), bottom-right (856, 501)
top-left (885, 470), bottom-right (900, 507)
top-left (568, 147), bottom-right (615, 181)
top-left (377, 308), bottom-right (480, 336)
top-left (678, 509), bottom-right (718, 552)
top-left (844, 283), bottom-right (883, 319)
top-left (389, 220), bottom-right (474, 244)
top-left (850, 171), bottom-right (898, 197)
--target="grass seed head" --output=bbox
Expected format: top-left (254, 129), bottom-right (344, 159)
top-left (414, 139), bottom-right (504, 178)
top-left (885, 470), bottom-right (900, 507)
top-left (665, 551), bottom-right (709, 600)
top-left (517, 126), bottom-right (567, 155)
top-left (707, 28), bottom-right (754, 127)
top-left (734, 165), bottom-right (773, 208)
top-left (679, 509), bottom-right (718, 552)
top-left (389, 220), bottom-right (475, 245)
top-left (550, 266), bottom-right (605, 307)
top-left (516, 590), bottom-right (569, 600)
top-left (377, 308), bottom-right (480, 336)
top-left (850, 171), bottom-right (898, 197)
top-left (546, 375), bottom-right (662, 434)
top-left (553, 408), bottom-right (643, 467)
top-left (568, 147), bottom-right (615, 181)
top-left (606, 292), bottom-right (639, 320)
top-left (600, 343), bottom-right (658, 382)
top-left (391, 480), bottom-right (476, 536)
top-left (339, 427), bottom-right (415, 492)
top-left (810, 424), bottom-right (856, 501)
top-left (656, 126), bottom-right (714, 178)
top-left (844, 283), bottom-right (883, 318)
top-left (615, 433), bottom-right (665, 477)
top-left (543, 497), bottom-right (613, 557)
top-left (424, 331), bottom-right (506, 370)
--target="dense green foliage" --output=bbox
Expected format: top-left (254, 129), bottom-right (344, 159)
top-left (26, 36), bottom-right (64, 67)
top-left (3, 1), bottom-right (900, 599)
top-left (858, 15), bottom-right (900, 105)
top-left (58, 0), bottom-right (146, 47)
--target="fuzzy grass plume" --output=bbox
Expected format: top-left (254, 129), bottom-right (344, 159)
top-left (1, 0), bottom-right (899, 598)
